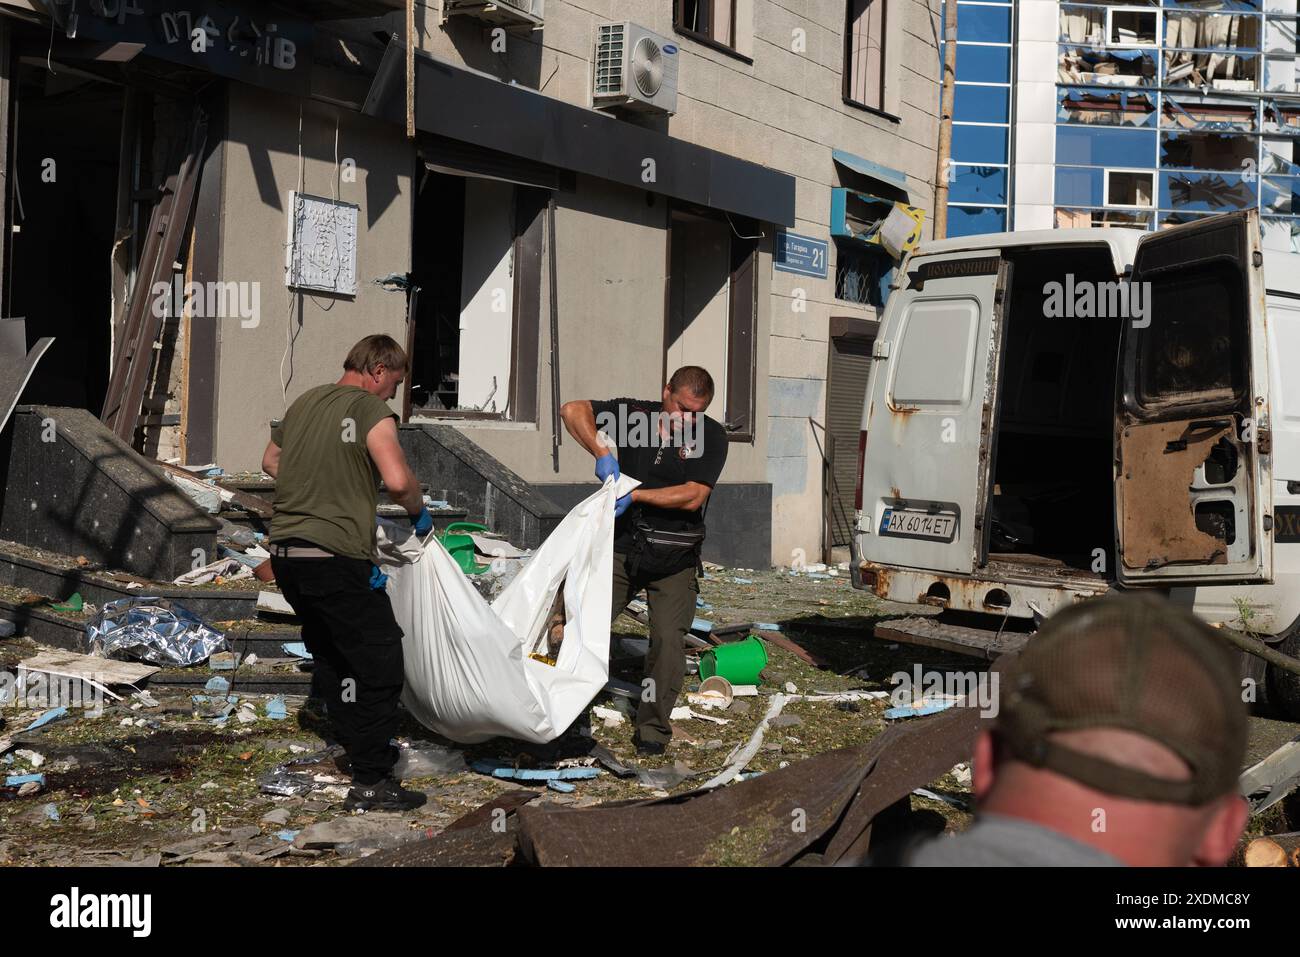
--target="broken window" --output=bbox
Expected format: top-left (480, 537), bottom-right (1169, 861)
top-left (1059, 43), bottom-right (1157, 86)
top-left (1262, 175), bottom-right (1300, 213)
top-left (1164, 12), bottom-right (1260, 89)
top-left (409, 171), bottom-right (547, 418)
top-left (1111, 7), bottom-right (1160, 47)
top-left (950, 165), bottom-right (1008, 205)
top-left (1261, 137), bottom-right (1299, 175)
top-left (1261, 215), bottom-right (1300, 251)
top-left (1159, 130), bottom-right (1256, 170)
top-left (1058, 88), bottom-right (1156, 127)
top-left (946, 205), bottom-right (1006, 237)
top-left (1160, 170), bottom-right (1257, 211)
top-left (1106, 169), bottom-right (1155, 206)
top-left (1160, 96), bottom-right (1257, 133)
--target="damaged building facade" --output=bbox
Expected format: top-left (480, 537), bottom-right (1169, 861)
top-left (946, 0), bottom-right (1300, 250)
top-left (0, 0), bottom-right (941, 569)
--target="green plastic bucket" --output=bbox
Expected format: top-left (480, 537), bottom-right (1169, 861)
top-left (699, 635), bottom-right (768, 685)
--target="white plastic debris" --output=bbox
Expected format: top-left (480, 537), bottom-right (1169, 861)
top-left (591, 706), bottom-right (626, 728)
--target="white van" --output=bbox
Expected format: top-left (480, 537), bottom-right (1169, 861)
top-left (850, 209), bottom-right (1300, 718)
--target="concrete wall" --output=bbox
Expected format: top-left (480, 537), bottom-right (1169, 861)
top-left (410, 0), bottom-right (939, 566)
top-left (211, 84), bottom-right (413, 470)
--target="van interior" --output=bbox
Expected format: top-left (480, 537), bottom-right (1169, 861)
top-left (985, 246), bottom-right (1122, 580)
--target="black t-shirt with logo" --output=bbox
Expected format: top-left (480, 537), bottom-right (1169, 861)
top-left (589, 397), bottom-right (729, 553)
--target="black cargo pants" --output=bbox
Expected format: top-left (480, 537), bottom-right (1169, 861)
top-left (609, 552), bottom-right (699, 745)
top-left (271, 554), bottom-right (405, 785)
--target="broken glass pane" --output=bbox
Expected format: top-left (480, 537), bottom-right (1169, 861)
top-left (950, 165), bottom-right (1008, 205)
top-left (1262, 138), bottom-right (1300, 174)
top-left (1261, 215), bottom-right (1300, 252)
top-left (1159, 130), bottom-right (1257, 170)
top-left (947, 205), bottom-right (1006, 238)
top-left (1160, 96), bottom-right (1258, 132)
top-left (1261, 175), bottom-right (1300, 213)
top-left (1059, 87), bottom-right (1156, 126)
top-left (1059, 44), bottom-right (1157, 86)
top-left (1264, 54), bottom-right (1299, 91)
top-left (1160, 170), bottom-right (1258, 211)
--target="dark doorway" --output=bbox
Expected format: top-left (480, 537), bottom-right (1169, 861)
top-left (7, 66), bottom-right (123, 413)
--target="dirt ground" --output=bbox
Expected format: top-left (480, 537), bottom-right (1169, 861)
top-left (0, 564), bottom-right (1295, 866)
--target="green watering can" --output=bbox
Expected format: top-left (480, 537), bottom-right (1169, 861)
top-left (440, 521), bottom-right (491, 575)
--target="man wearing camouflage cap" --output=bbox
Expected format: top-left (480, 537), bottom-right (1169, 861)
top-left (909, 593), bottom-right (1249, 866)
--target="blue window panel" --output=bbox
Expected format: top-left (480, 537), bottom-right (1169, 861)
top-left (950, 165), bottom-right (1008, 204)
top-left (947, 205), bottom-right (1007, 237)
top-left (955, 84), bottom-right (1010, 123)
top-left (953, 123), bottom-right (1009, 163)
top-left (1056, 126), bottom-right (1156, 167)
top-left (957, 4), bottom-right (1011, 43)
top-left (1159, 171), bottom-right (1257, 212)
top-left (1055, 167), bottom-right (1104, 206)
top-left (955, 43), bottom-right (1011, 83)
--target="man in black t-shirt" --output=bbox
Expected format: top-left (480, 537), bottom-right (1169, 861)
top-left (560, 366), bottom-right (728, 754)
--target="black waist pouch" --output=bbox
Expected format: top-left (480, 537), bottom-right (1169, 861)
top-left (629, 521), bottom-right (705, 577)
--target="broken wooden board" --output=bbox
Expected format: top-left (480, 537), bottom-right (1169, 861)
top-left (874, 615), bottom-right (1030, 660)
top-left (20, 649), bottom-right (159, 691)
top-left (513, 704), bottom-right (984, 867)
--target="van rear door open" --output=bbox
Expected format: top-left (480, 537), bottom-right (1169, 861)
top-left (1115, 209), bottom-right (1274, 585)
top-left (856, 251), bottom-right (1010, 575)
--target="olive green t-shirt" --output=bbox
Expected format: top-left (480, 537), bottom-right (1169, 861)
top-left (268, 384), bottom-right (397, 560)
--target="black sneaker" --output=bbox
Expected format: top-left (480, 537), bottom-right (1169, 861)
top-left (344, 777), bottom-right (428, 812)
top-left (633, 734), bottom-right (667, 757)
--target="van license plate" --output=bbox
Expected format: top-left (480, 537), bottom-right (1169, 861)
top-left (879, 508), bottom-right (957, 542)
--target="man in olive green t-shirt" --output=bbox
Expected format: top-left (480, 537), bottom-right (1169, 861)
top-left (261, 334), bottom-right (434, 813)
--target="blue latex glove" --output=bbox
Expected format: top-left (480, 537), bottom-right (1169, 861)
top-left (614, 492), bottom-right (632, 518)
top-left (409, 505), bottom-right (434, 537)
top-left (369, 564), bottom-right (389, 590)
top-left (595, 453), bottom-right (620, 484)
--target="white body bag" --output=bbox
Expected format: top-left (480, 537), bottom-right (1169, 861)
top-left (375, 475), bottom-right (638, 744)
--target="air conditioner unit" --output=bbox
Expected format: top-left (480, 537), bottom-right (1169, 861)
top-left (442, 0), bottom-right (544, 29)
top-left (593, 22), bottom-right (678, 115)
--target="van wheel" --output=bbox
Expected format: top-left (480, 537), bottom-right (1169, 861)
top-left (1265, 630), bottom-right (1300, 722)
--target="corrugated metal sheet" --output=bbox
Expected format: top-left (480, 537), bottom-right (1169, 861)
top-left (826, 335), bottom-right (873, 546)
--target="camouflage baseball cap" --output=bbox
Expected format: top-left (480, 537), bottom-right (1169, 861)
top-left (996, 593), bottom-right (1248, 806)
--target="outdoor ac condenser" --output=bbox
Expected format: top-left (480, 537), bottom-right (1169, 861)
top-left (593, 22), bottom-right (679, 115)
top-left (442, 0), bottom-right (544, 28)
